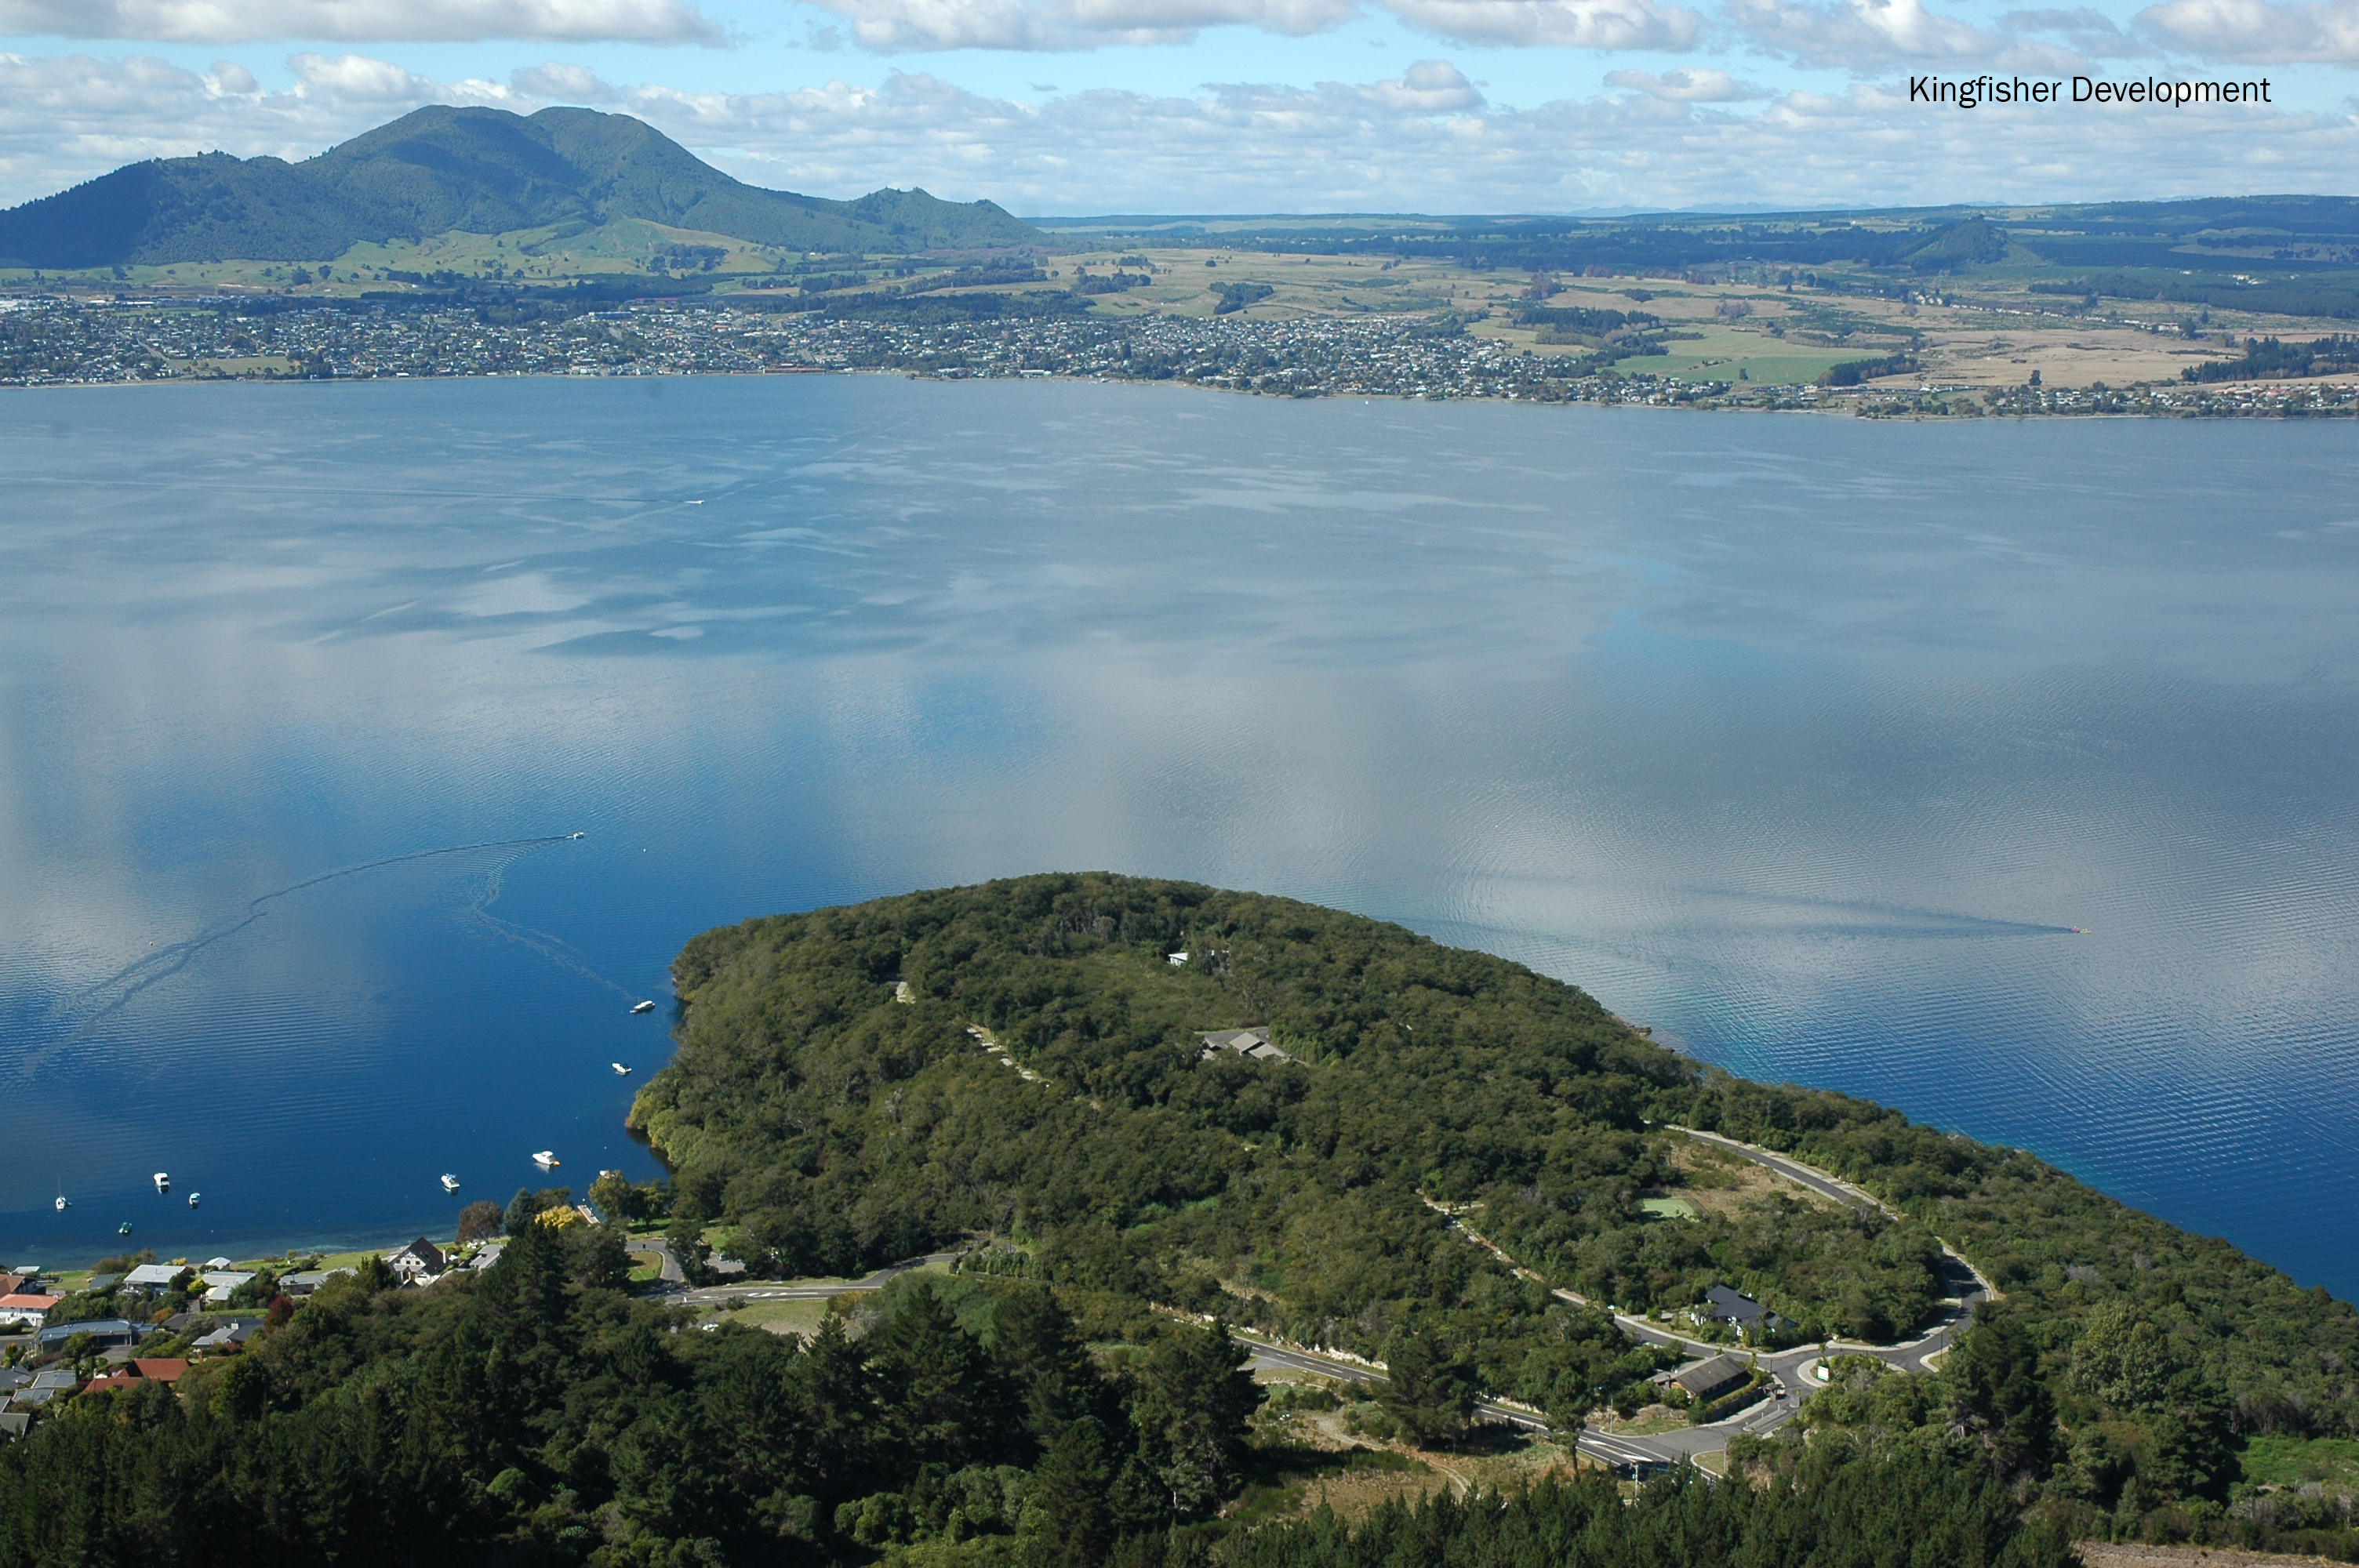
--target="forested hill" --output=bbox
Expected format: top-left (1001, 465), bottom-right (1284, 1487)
top-left (0, 105), bottom-right (1039, 268)
top-left (10, 877), bottom-right (2359, 1564)
top-left (643, 876), bottom-right (2359, 1526)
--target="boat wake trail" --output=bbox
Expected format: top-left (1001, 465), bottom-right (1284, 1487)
top-left (40, 834), bottom-right (582, 1051)
top-left (463, 858), bottom-right (636, 1004)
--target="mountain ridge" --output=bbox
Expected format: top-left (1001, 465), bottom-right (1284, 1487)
top-left (0, 105), bottom-right (1040, 268)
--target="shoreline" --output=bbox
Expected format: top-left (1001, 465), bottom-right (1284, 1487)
top-left (5, 361), bottom-right (2351, 419)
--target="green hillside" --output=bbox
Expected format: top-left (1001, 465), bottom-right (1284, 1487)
top-left (0, 105), bottom-right (1038, 268)
top-left (637, 874), bottom-right (2359, 1544)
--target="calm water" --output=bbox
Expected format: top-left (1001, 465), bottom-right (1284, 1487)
top-left (3, 378), bottom-right (2355, 1297)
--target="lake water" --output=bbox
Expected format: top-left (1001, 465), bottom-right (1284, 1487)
top-left (3, 377), bottom-right (2355, 1299)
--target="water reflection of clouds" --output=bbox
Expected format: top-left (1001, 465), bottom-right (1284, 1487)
top-left (3, 378), bottom-right (2357, 1286)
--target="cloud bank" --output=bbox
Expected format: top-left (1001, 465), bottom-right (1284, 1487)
top-left (2136, 0), bottom-right (2359, 60)
top-left (0, 0), bottom-right (720, 43)
top-left (3, 46), bottom-right (2355, 216)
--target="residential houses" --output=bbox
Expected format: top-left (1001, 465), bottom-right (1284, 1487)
top-left (0, 1290), bottom-right (63, 1330)
top-left (385, 1238), bottom-right (446, 1283)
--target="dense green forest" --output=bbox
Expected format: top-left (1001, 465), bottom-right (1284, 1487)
top-left (9, 873), bottom-right (2358, 1564)
top-left (0, 1219), bottom-right (1270, 1564)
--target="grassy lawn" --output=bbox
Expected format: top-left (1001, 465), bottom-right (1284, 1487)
top-left (1618, 344), bottom-right (1866, 385)
top-left (701, 1298), bottom-right (832, 1338)
top-left (2240, 1436), bottom-right (2359, 1490)
top-left (1640, 1197), bottom-right (1699, 1221)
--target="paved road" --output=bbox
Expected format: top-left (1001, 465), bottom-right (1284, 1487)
top-left (653, 1251), bottom-right (963, 1308)
top-left (1236, 1334), bottom-right (1550, 1433)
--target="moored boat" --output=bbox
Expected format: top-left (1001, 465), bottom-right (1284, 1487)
top-left (153, 1171), bottom-right (170, 1195)
top-left (442, 1174), bottom-right (461, 1192)
top-left (532, 1151), bottom-right (560, 1170)
top-left (631, 1000), bottom-right (656, 1014)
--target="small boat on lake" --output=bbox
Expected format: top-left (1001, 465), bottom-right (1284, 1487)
top-left (631, 1000), bottom-right (656, 1014)
top-left (442, 1174), bottom-right (461, 1192)
top-left (569, 832), bottom-right (584, 840)
top-left (187, 1192), bottom-right (200, 1208)
top-left (612, 1062), bottom-right (631, 1076)
top-left (153, 1171), bottom-right (170, 1195)
top-left (118, 1221), bottom-right (133, 1235)
top-left (532, 1151), bottom-right (560, 1170)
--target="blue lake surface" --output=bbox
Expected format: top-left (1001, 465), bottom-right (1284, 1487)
top-left (3, 376), bottom-right (2356, 1298)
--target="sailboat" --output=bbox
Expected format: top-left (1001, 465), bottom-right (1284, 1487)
top-left (54, 1181), bottom-right (68, 1212)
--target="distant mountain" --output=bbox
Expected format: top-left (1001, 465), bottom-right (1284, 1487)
top-left (0, 106), bottom-right (1039, 268)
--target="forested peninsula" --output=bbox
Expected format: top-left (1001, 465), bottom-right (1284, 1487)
top-left (6, 873), bottom-right (2357, 1567)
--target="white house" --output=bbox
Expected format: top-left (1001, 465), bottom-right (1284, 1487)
top-left (384, 1238), bottom-right (446, 1282)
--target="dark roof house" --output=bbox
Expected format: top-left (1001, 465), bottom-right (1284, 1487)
top-left (385, 1238), bottom-right (446, 1281)
top-left (1670, 1352), bottom-right (1751, 1403)
top-left (33, 1318), bottom-right (147, 1351)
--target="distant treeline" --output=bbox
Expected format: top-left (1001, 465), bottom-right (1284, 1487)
top-left (2182, 334), bottom-right (2359, 381)
top-left (2032, 271), bottom-right (2359, 320)
top-left (1819, 353), bottom-right (1921, 386)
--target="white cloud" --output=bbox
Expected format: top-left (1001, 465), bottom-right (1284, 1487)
top-left (1383, 0), bottom-right (1703, 45)
top-left (2137, 0), bottom-right (2359, 60)
top-left (804, 0), bottom-right (1358, 49)
top-left (509, 59), bottom-right (624, 100)
top-left (0, 0), bottom-right (721, 45)
top-left (287, 49), bottom-right (511, 103)
top-left (1605, 64), bottom-right (1767, 97)
top-left (799, 0), bottom-right (1700, 49)
top-left (1724, 0), bottom-right (2083, 67)
top-left (1354, 58), bottom-right (1485, 109)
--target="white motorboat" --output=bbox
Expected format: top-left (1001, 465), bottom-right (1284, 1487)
top-left (441, 1174), bottom-right (461, 1193)
top-left (187, 1192), bottom-right (200, 1209)
top-left (569, 832), bottom-right (584, 840)
top-left (153, 1171), bottom-right (170, 1195)
top-left (631, 1000), bottom-right (656, 1014)
top-left (612, 1062), bottom-right (631, 1076)
top-left (532, 1151), bottom-right (560, 1170)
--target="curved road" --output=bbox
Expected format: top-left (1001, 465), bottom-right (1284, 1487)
top-left (631, 1133), bottom-right (1986, 1478)
top-left (1250, 1128), bottom-right (1991, 1475)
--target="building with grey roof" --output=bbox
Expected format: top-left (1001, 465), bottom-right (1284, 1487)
top-left (1199, 1028), bottom-right (1295, 1062)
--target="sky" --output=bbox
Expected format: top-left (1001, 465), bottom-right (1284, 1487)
top-left (0, 0), bottom-right (2355, 215)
